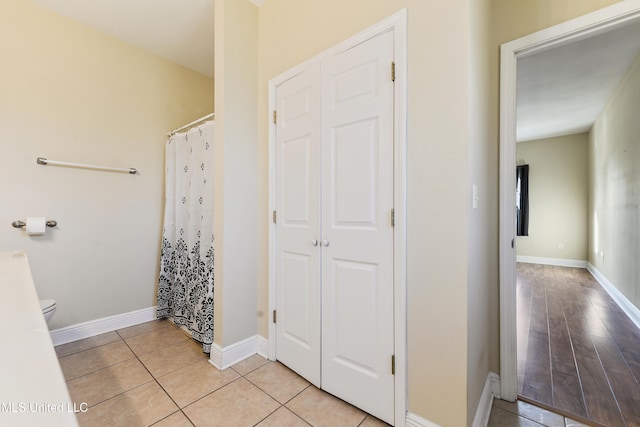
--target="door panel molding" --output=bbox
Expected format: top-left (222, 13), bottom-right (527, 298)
top-left (320, 28), bottom-right (395, 423)
top-left (274, 62), bottom-right (322, 388)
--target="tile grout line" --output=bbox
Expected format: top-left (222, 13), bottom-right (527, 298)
top-left (178, 375), bottom-right (246, 415)
top-left (71, 334), bottom-right (160, 417)
top-left (58, 338), bottom-right (131, 364)
top-left (61, 335), bottom-right (141, 407)
top-left (64, 323), bottom-right (198, 426)
top-left (62, 353), bottom-right (139, 384)
top-left (156, 361), bottom-right (285, 427)
top-left (242, 371), bottom-right (314, 427)
top-left (119, 324), bottom-right (203, 427)
top-left (234, 358), bottom-right (381, 426)
top-left (234, 358), bottom-right (351, 427)
top-left (62, 323), bottom-right (382, 426)
top-left (124, 328), bottom-right (210, 427)
top-left (235, 361), bottom-right (290, 426)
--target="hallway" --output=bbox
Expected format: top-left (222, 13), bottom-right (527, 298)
top-left (517, 264), bottom-right (640, 426)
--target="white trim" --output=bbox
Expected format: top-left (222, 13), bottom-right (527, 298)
top-left (248, 0), bottom-right (266, 6)
top-left (491, 373), bottom-right (502, 400)
top-left (588, 263), bottom-right (640, 330)
top-left (499, 39), bottom-right (519, 402)
top-left (256, 335), bottom-right (269, 359)
top-left (267, 48), bottom-right (277, 363)
top-left (49, 306), bottom-right (157, 346)
top-left (516, 256), bottom-right (587, 268)
top-left (208, 335), bottom-right (260, 370)
top-left (472, 373), bottom-right (501, 427)
top-left (392, 10), bottom-right (409, 427)
top-left (268, 9), bottom-right (408, 427)
top-left (499, 0), bottom-right (640, 402)
top-left (405, 412), bottom-right (441, 427)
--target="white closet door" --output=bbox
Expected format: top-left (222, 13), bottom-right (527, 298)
top-left (275, 63), bottom-right (322, 387)
top-left (321, 30), bottom-right (395, 424)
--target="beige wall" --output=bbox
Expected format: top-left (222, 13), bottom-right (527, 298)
top-left (0, 0), bottom-right (214, 329)
top-left (589, 53), bottom-right (640, 309)
top-left (491, 0), bottom-right (622, 45)
top-left (258, 1), bottom-right (473, 425)
top-left (246, 1), bottom-right (629, 424)
top-left (256, 0), bottom-right (402, 349)
top-left (213, 0), bottom-right (259, 346)
top-left (7, 0), bottom-right (626, 423)
top-left (467, 0), bottom-right (497, 423)
top-left (516, 133), bottom-right (589, 261)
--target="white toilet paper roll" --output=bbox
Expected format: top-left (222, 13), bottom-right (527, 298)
top-left (26, 217), bottom-right (47, 235)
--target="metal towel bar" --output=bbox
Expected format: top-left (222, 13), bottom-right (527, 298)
top-left (11, 220), bottom-right (57, 228)
top-left (37, 157), bottom-right (137, 174)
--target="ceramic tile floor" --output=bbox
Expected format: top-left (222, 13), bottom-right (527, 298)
top-left (55, 319), bottom-right (390, 427)
top-left (488, 399), bottom-right (594, 427)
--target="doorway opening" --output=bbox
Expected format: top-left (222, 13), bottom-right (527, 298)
top-left (499, 2), bottom-right (640, 425)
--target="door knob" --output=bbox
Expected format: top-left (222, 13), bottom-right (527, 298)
top-left (312, 239), bottom-right (319, 246)
top-left (322, 240), bottom-right (330, 247)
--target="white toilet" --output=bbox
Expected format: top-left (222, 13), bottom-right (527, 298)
top-left (39, 299), bottom-right (57, 324)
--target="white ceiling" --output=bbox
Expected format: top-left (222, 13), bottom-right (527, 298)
top-left (517, 20), bottom-right (640, 142)
top-left (32, 0), bottom-right (215, 78)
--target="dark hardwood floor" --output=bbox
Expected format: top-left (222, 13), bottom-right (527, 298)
top-left (517, 263), bottom-right (640, 427)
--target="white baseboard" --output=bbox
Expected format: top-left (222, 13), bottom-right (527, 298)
top-left (209, 335), bottom-right (262, 370)
top-left (49, 306), bottom-right (157, 346)
top-left (405, 412), bottom-right (441, 427)
top-left (516, 256), bottom-right (587, 268)
top-left (472, 372), bottom-right (500, 427)
top-left (256, 335), bottom-right (269, 359)
top-left (588, 263), bottom-right (640, 330)
top-left (404, 373), bottom-right (500, 427)
top-left (490, 373), bottom-right (501, 400)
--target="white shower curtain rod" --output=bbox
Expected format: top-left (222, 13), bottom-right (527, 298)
top-left (167, 113), bottom-right (214, 136)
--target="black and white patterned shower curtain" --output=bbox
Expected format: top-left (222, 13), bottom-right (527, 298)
top-left (157, 120), bottom-right (214, 353)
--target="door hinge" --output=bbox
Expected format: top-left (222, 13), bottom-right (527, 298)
top-left (391, 354), bottom-right (395, 375)
top-left (273, 210), bottom-right (277, 224)
top-left (273, 110), bottom-right (277, 124)
top-left (511, 238), bottom-right (515, 249)
top-left (273, 309), bottom-right (277, 323)
top-left (391, 208), bottom-right (395, 227)
top-left (391, 61), bottom-right (396, 82)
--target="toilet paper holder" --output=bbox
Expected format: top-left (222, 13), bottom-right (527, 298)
top-left (11, 220), bottom-right (57, 228)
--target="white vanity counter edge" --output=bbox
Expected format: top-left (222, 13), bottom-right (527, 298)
top-left (0, 250), bottom-right (79, 426)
